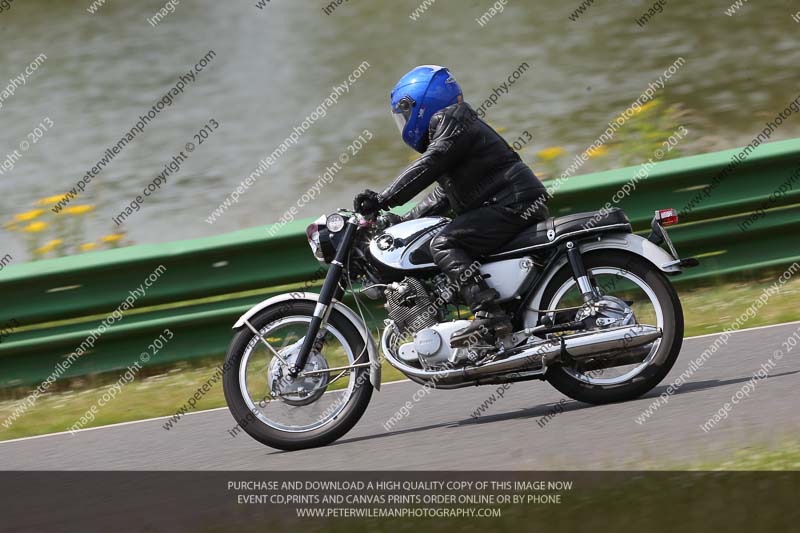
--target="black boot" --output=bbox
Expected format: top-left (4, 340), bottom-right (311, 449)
top-left (450, 278), bottom-right (513, 348)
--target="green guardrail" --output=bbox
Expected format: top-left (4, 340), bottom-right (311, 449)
top-left (1, 138), bottom-right (799, 388)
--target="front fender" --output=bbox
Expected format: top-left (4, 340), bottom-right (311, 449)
top-left (233, 292), bottom-right (381, 391)
top-left (521, 232), bottom-right (680, 327)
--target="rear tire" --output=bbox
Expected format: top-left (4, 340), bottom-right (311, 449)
top-left (540, 251), bottom-right (683, 404)
top-left (223, 301), bottom-right (373, 450)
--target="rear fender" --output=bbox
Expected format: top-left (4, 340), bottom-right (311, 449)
top-left (233, 292), bottom-right (381, 391)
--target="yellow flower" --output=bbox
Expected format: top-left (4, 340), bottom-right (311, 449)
top-left (35, 239), bottom-right (63, 254)
top-left (586, 145), bottom-right (608, 158)
top-left (61, 205), bottom-right (95, 215)
top-left (23, 221), bottom-right (48, 233)
top-left (13, 209), bottom-right (45, 222)
top-left (100, 233), bottom-right (124, 243)
top-left (634, 100), bottom-right (659, 115)
top-left (35, 194), bottom-right (70, 206)
top-left (79, 242), bottom-right (98, 252)
top-left (537, 147), bottom-right (566, 161)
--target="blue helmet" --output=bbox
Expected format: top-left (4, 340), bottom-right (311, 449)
top-left (391, 65), bottom-right (463, 152)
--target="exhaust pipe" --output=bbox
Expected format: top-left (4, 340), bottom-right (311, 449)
top-left (578, 346), bottom-right (653, 372)
top-left (547, 325), bottom-right (661, 358)
top-left (381, 324), bottom-right (661, 384)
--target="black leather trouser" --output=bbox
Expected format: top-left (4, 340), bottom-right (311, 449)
top-left (429, 200), bottom-right (548, 311)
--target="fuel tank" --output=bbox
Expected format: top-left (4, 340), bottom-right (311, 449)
top-left (368, 217), bottom-right (447, 273)
top-left (368, 217), bottom-right (537, 301)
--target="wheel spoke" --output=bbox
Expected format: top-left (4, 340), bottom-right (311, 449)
top-left (548, 267), bottom-right (664, 385)
top-left (244, 319), bottom-right (289, 366)
top-left (327, 369), bottom-right (350, 387)
top-left (238, 316), bottom-right (358, 433)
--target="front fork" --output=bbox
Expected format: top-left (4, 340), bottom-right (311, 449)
top-left (289, 218), bottom-right (358, 376)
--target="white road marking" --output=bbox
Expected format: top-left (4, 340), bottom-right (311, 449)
top-left (2, 319), bottom-right (798, 446)
top-left (0, 379), bottom-right (413, 445)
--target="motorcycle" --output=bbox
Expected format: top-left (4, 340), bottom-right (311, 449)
top-left (222, 200), bottom-right (698, 450)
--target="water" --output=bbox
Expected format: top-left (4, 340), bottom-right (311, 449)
top-left (1, 0), bottom-right (798, 262)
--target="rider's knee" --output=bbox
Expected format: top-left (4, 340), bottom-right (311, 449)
top-left (429, 233), bottom-right (455, 259)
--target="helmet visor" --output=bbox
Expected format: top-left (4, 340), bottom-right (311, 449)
top-left (392, 110), bottom-right (407, 134)
top-left (391, 96), bottom-right (415, 133)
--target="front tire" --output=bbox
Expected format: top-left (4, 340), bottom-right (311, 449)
top-left (540, 251), bottom-right (684, 404)
top-left (223, 301), bottom-right (373, 451)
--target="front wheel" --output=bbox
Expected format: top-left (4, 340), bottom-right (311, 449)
top-left (539, 251), bottom-right (684, 404)
top-left (223, 301), bottom-right (372, 450)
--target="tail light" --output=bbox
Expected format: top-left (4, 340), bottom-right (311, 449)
top-left (655, 208), bottom-right (678, 226)
top-left (648, 207), bottom-right (698, 268)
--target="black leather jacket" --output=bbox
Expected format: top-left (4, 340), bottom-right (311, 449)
top-left (380, 102), bottom-right (547, 220)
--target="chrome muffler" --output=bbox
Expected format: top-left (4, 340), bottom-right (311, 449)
top-left (381, 323), bottom-right (662, 385)
top-left (547, 324), bottom-right (662, 358)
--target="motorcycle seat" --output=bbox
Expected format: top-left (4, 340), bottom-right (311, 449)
top-left (486, 207), bottom-right (632, 259)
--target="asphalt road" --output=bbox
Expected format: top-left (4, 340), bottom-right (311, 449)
top-left (2, 321), bottom-right (798, 470)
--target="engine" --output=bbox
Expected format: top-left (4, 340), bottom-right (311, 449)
top-left (384, 277), bottom-right (438, 336)
top-left (384, 277), bottom-right (472, 368)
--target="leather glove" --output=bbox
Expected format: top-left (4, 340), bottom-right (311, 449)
top-left (381, 212), bottom-right (403, 225)
top-left (354, 189), bottom-right (383, 216)
top-left (378, 212), bottom-right (403, 229)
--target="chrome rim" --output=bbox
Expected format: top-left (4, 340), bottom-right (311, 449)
top-left (237, 316), bottom-right (356, 433)
top-left (547, 267), bottom-right (664, 385)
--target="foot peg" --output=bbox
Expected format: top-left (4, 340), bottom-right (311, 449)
top-left (450, 312), bottom-right (512, 348)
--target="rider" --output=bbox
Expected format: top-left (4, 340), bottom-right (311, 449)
top-left (355, 65), bottom-right (550, 347)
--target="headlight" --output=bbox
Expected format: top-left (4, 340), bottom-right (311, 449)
top-left (306, 215), bottom-right (336, 264)
top-left (326, 213), bottom-right (345, 233)
top-left (305, 222), bottom-right (324, 262)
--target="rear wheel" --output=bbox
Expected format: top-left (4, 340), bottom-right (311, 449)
top-left (539, 251), bottom-right (683, 404)
top-left (223, 301), bottom-right (372, 450)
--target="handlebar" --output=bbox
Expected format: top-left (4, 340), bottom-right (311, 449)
top-left (336, 208), bottom-right (379, 228)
